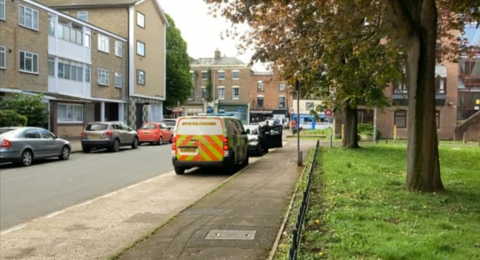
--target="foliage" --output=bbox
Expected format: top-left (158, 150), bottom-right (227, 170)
top-left (0, 93), bottom-right (48, 127)
top-left (358, 123), bottom-right (381, 139)
top-left (0, 110), bottom-right (28, 127)
top-left (289, 145), bottom-right (480, 259)
top-left (205, 68), bottom-right (213, 102)
top-left (164, 13), bottom-right (192, 110)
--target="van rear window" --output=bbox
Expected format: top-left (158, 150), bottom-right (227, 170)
top-left (86, 123), bottom-right (109, 131)
top-left (177, 119), bottom-right (222, 135)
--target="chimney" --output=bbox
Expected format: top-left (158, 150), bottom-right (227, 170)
top-left (215, 49), bottom-right (221, 59)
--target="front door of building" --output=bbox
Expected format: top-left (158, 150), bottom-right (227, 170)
top-left (136, 103), bottom-right (143, 129)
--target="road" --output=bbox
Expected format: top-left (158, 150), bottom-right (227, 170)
top-left (0, 144), bottom-right (175, 231)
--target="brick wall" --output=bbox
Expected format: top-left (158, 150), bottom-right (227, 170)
top-left (249, 73), bottom-right (289, 110)
top-left (454, 111), bottom-right (480, 141)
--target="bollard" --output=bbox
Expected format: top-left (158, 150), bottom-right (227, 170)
top-left (297, 150), bottom-right (303, 166)
top-left (329, 135), bottom-right (333, 148)
top-left (463, 132), bottom-right (466, 144)
top-left (478, 134), bottom-right (479, 147)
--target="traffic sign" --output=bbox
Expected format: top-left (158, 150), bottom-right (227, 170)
top-left (324, 109), bottom-right (333, 117)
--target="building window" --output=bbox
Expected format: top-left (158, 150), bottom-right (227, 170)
top-left (190, 71), bottom-right (195, 80)
top-left (115, 41), bottom-right (122, 57)
top-left (202, 71), bottom-right (208, 80)
top-left (305, 102), bottom-right (314, 110)
top-left (218, 87), bottom-right (225, 99)
top-left (97, 68), bottom-right (109, 86)
top-left (19, 5), bottom-right (39, 30)
top-left (436, 111), bottom-right (440, 129)
top-left (57, 59), bottom-right (83, 81)
top-left (435, 77), bottom-right (446, 94)
top-left (98, 34), bottom-right (110, 53)
top-left (393, 82), bottom-right (408, 94)
top-left (77, 11), bottom-right (88, 22)
top-left (0, 46), bottom-right (5, 69)
top-left (19, 51), bottom-right (38, 74)
top-left (114, 72), bottom-right (122, 88)
top-left (0, 0), bottom-right (5, 20)
top-left (218, 71), bottom-right (225, 80)
top-left (85, 65), bottom-right (91, 82)
top-left (137, 41), bottom-right (145, 56)
top-left (257, 81), bottom-right (264, 92)
top-left (201, 87), bottom-right (207, 99)
top-left (394, 110), bottom-right (407, 128)
top-left (279, 83), bottom-right (286, 91)
top-left (84, 28), bottom-right (91, 48)
top-left (257, 95), bottom-right (264, 108)
top-left (137, 70), bottom-right (145, 85)
top-left (232, 86), bottom-right (239, 99)
top-left (57, 104), bottom-right (83, 123)
top-left (137, 12), bottom-right (145, 28)
top-left (48, 15), bottom-right (55, 36)
top-left (188, 87), bottom-right (194, 100)
top-left (232, 70), bottom-right (239, 80)
top-left (58, 22), bottom-right (83, 45)
top-left (278, 96), bottom-right (286, 108)
top-left (48, 56), bottom-right (55, 76)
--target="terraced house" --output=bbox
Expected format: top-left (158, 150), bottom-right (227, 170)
top-left (0, 0), bottom-right (128, 138)
top-left (36, 0), bottom-right (169, 129)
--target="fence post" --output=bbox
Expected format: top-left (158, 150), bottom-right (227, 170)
top-left (329, 135), bottom-right (333, 148)
top-left (478, 134), bottom-right (479, 147)
top-left (463, 132), bottom-right (467, 144)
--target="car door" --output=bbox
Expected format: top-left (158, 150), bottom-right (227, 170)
top-left (121, 122), bottom-right (135, 144)
top-left (234, 120), bottom-right (248, 160)
top-left (39, 129), bottom-right (61, 157)
top-left (23, 129), bottom-right (45, 158)
top-left (161, 123), bottom-right (172, 141)
top-left (264, 125), bottom-right (283, 149)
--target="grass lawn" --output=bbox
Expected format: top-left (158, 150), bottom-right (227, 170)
top-left (296, 144), bottom-right (480, 260)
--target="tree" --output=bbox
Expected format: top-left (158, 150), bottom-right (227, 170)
top-left (164, 13), bottom-right (192, 110)
top-left (0, 110), bottom-right (28, 127)
top-left (0, 93), bottom-right (48, 127)
top-left (205, 0), bottom-right (480, 192)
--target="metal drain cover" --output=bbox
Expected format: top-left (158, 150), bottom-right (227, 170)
top-left (205, 230), bottom-right (256, 240)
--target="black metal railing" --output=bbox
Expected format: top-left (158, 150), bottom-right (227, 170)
top-left (289, 140), bottom-right (320, 260)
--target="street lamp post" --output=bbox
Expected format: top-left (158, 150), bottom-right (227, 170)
top-left (296, 79), bottom-right (302, 166)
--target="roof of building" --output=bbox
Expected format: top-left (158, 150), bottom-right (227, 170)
top-left (190, 57), bottom-right (248, 66)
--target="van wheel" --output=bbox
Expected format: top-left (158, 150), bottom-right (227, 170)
top-left (226, 155), bottom-right (235, 174)
top-left (174, 167), bottom-right (185, 175)
top-left (242, 153), bottom-right (249, 165)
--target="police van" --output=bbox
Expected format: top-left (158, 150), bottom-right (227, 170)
top-left (171, 114), bottom-right (249, 175)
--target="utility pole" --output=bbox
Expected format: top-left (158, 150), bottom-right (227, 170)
top-left (296, 79), bottom-right (302, 166)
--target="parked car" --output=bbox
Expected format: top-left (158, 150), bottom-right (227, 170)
top-left (162, 119), bottom-right (177, 133)
top-left (0, 127), bottom-right (71, 166)
top-left (137, 122), bottom-right (174, 145)
top-left (243, 124), bottom-right (265, 155)
top-left (81, 121), bottom-right (139, 153)
top-left (244, 123), bottom-right (283, 155)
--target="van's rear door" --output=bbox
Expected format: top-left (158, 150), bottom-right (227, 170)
top-left (175, 118), bottom-right (224, 162)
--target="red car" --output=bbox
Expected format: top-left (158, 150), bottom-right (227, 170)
top-left (137, 122), bottom-right (174, 145)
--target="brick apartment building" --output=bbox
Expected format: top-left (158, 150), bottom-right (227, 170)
top-left (184, 50), bottom-right (251, 124)
top-left (249, 68), bottom-right (292, 123)
top-left (36, 0), bottom-right (169, 129)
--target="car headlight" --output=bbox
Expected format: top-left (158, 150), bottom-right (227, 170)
top-left (249, 141), bottom-right (258, 146)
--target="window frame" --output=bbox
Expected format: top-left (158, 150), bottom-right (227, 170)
top-left (137, 11), bottom-right (145, 28)
top-left (57, 103), bottom-right (84, 124)
top-left (278, 96), bottom-right (286, 108)
top-left (232, 70), bottom-right (240, 80)
top-left (97, 34), bottom-right (110, 53)
top-left (115, 41), bottom-right (122, 57)
top-left (394, 110), bottom-right (407, 129)
top-left (201, 71), bottom-right (208, 80)
top-left (257, 81), bottom-right (264, 92)
top-left (257, 95), bottom-right (264, 108)
top-left (0, 46), bottom-right (5, 69)
top-left (18, 4), bottom-right (39, 31)
top-left (232, 86), bottom-right (240, 100)
top-left (279, 82), bottom-right (286, 92)
top-left (217, 86), bottom-right (225, 100)
top-left (201, 86), bottom-right (207, 99)
top-left (77, 11), bottom-right (88, 22)
top-left (0, 0), bottom-right (5, 21)
top-left (136, 41), bottom-right (145, 57)
top-left (115, 72), bottom-right (123, 88)
top-left (19, 50), bottom-right (39, 74)
top-left (97, 68), bottom-right (110, 86)
top-left (85, 65), bottom-right (91, 83)
top-left (136, 69), bottom-right (145, 85)
top-left (48, 56), bottom-right (55, 76)
top-left (218, 70), bottom-right (225, 80)
top-left (84, 28), bottom-right (91, 48)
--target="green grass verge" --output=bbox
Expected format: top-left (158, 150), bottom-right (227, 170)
top-left (297, 144), bottom-right (480, 259)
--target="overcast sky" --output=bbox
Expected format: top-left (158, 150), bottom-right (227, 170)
top-left (158, 0), bottom-right (255, 64)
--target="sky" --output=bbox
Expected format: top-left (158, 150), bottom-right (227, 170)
top-left (157, 0), bottom-right (256, 65)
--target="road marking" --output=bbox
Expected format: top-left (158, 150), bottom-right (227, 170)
top-left (127, 184), bottom-right (138, 189)
top-left (1, 224), bottom-right (27, 235)
top-left (75, 200), bottom-right (93, 207)
top-left (102, 191), bottom-right (117, 198)
top-left (45, 210), bottom-right (65, 219)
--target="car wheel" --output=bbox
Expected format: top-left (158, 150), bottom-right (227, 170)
top-left (169, 136), bottom-right (173, 143)
top-left (59, 145), bottom-right (70, 160)
top-left (109, 139), bottom-right (120, 152)
top-left (226, 154), bottom-right (235, 174)
top-left (132, 137), bottom-right (139, 149)
top-left (20, 149), bottom-right (33, 167)
top-left (242, 153), bottom-right (249, 165)
top-left (82, 147), bottom-right (91, 153)
top-left (158, 137), bottom-right (163, 145)
top-left (174, 166), bottom-right (185, 175)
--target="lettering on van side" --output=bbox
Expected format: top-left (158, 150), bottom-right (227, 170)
top-left (181, 122), bottom-right (217, 126)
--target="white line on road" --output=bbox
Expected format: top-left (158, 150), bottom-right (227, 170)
top-left (75, 200), bottom-right (93, 207)
top-left (1, 224), bottom-right (27, 235)
top-left (102, 191), bottom-right (117, 198)
top-left (45, 210), bottom-right (65, 219)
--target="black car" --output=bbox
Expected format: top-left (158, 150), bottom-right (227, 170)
top-left (244, 124), bottom-right (283, 155)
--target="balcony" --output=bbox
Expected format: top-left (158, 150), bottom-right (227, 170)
top-left (48, 15), bottom-right (91, 64)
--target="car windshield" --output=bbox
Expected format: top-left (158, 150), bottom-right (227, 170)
top-left (85, 123), bottom-right (109, 131)
top-left (163, 120), bottom-right (176, 126)
top-left (141, 124), bottom-right (157, 129)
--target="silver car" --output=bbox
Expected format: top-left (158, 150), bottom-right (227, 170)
top-left (0, 127), bottom-right (71, 167)
top-left (81, 121), bottom-right (139, 153)
top-left (162, 119), bottom-right (177, 133)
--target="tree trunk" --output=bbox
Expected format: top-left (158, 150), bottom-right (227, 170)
top-left (398, 0), bottom-right (444, 192)
top-left (342, 104), bottom-right (360, 148)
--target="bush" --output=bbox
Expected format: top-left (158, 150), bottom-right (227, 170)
top-left (358, 123), bottom-right (381, 139)
top-left (0, 110), bottom-right (28, 127)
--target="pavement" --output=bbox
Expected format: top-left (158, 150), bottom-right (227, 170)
top-left (115, 140), bottom-right (317, 260)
